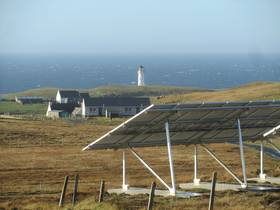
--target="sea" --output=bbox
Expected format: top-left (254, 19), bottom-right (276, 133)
top-left (0, 53), bottom-right (280, 94)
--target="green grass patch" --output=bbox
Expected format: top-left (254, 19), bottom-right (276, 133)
top-left (0, 101), bottom-right (47, 115)
top-left (3, 85), bottom-right (208, 100)
top-left (3, 87), bottom-right (58, 100)
top-left (89, 85), bottom-right (208, 97)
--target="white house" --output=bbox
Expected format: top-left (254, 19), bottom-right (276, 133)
top-left (56, 90), bottom-right (81, 104)
top-left (81, 97), bottom-right (151, 117)
top-left (15, 96), bottom-right (43, 104)
top-left (48, 90), bottom-right (150, 118)
top-left (46, 101), bottom-right (79, 118)
top-left (46, 89), bottom-right (91, 118)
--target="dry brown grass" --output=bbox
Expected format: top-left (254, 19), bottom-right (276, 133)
top-left (152, 82), bottom-right (280, 104)
top-left (0, 118), bottom-right (280, 209)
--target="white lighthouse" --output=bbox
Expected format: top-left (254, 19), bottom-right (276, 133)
top-left (137, 65), bottom-right (145, 86)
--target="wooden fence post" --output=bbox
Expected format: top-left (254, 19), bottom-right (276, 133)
top-left (208, 172), bottom-right (217, 210)
top-left (59, 176), bottom-right (69, 207)
top-left (147, 181), bottom-right (156, 210)
top-left (72, 174), bottom-right (79, 207)
top-left (98, 180), bottom-right (105, 202)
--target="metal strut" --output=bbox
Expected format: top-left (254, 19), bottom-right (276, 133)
top-left (122, 151), bottom-right (129, 190)
top-left (193, 145), bottom-right (200, 185)
top-left (267, 139), bottom-right (280, 153)
top-left (127, 121), bottom-right (177, 195)
top-left (259, 142), bottom-right (266, 179)
top-left (128, 146), bottom-right (172, 192)
top-left (201, 144), bottom-right (243, 185)
top-left (237, 119), bottom-right (247, 188)
top-left (165, 122), bottom-right (176, 195)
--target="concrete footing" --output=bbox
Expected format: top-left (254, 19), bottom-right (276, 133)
top-left (193, 178), bottom-right (201, 185)
top-left (259, 173), bottom-right (267, 179)
top-left (248, 177), bottom-right (280, 185)
top-left (108, 187), bottom-right (201, 198)
top-left (179, 182), bottom-right (242, 191)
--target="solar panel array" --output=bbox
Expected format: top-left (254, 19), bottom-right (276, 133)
top-left (84, 101), bottom-right (280, 150)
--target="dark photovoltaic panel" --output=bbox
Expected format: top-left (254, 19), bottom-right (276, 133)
top-left (83, 101), bottom-right (280, 150)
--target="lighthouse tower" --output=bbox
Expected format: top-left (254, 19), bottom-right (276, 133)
top-left (137, 65), bottom-right (145, 86)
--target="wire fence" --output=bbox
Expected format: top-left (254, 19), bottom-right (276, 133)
top-left (0, 180), bottom-right (158, 210)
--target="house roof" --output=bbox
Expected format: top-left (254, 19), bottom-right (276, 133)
top-left (80, 92), bottom-right (90, 99)
top-left (84, 97), bottom-right (151, 107)
top-left (18, 98), bottom-right (43, 103)
top-left (50, 102), bottom-right (79, 113)
top-left (17, 96), bottom-right (43, 100)
top-left (16, 97), bottom-right (43, 104)
top-left (58, 90), bottom-right (80, 98)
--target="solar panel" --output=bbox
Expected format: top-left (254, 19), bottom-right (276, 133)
top-left (83, 101), bottom-right (280, 150)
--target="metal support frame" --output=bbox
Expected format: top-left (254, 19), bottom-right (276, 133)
top-left (201, 144), bottom-right (244, 186)
top-left (126, 121), bottom-right (177, 195)
top-left (267, 139), bottom-right (280, 153)
top-left (165, 122), bottom-right (176, 195)
top-left (237, 119), bottom-right (247, 188)
top-left (122, 151), bottom-right (129, 190)
top-left (128, 146), bottom-right (172, 192)
top-left (263, 124), bottom-right (280, 137)
top-left (193, 145), bottom-right (200, 185)
top-left (259, 142), bottom-right (266, 179)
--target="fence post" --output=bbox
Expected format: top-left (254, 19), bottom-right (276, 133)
top-left (98, 180), bottom-right (105, 202)
top-left (72, 174), bottom-right (79, 207)
top-left (208, 172), bottom-right (217, 210)
top-left (59, 176), bottom-right (69, 207)
top-left (147, 181), bottom-right (156, 210)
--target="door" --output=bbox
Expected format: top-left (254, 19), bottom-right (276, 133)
top-left (98, 107), bottom-right (103, 116)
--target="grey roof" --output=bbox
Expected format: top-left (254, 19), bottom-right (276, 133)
top-left (80, 92), bottom-right (90, 99)
top-left (84, 100), bottom-right (280, 150)
top-left (50, 102), bottom-right (79, 113)
top-left (17, 96), bottom-right (43, 99)
top-left (84, 97), bottom-right (151, 107)
top-left (59, 90), bottom-right (80, 98)
top-left (17, 97), bottom-right (43, 104)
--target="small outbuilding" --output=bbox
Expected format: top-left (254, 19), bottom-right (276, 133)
top-left (15, 96), bottom-right (43, 104)
top-left (46, 102), bottom-right (79, 118)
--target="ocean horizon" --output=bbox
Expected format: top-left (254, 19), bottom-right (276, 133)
top-left (0, 53), bottom-right (280, 94)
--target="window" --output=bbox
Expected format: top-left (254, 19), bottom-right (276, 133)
top-left (125, 107), bottom-right (132, 112)
top-left (89, 107), bottom-right (96, 112)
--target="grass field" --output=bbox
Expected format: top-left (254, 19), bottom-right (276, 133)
top-left (152, 82), bottom-right (280, 104)
top-left (4, 82), bottom-right (280, 102)
top-left (1, 82), bottom-right (280, 209)
top-left (0, 118), bottom-right (279, 210)
top-left (2, 81), bottom-right (280, 116)
top-left (1, 85), bottom-right (206, 116)
top-left (0, 101), bottom-right (47, 115)
top-left (3, 85), bottom-right (208, 100)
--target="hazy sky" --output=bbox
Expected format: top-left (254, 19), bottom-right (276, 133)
top-left (0, 0), bottom-right (279, 54)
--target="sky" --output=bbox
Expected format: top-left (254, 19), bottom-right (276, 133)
top-left (0, 0), bottom-right (279, 54)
